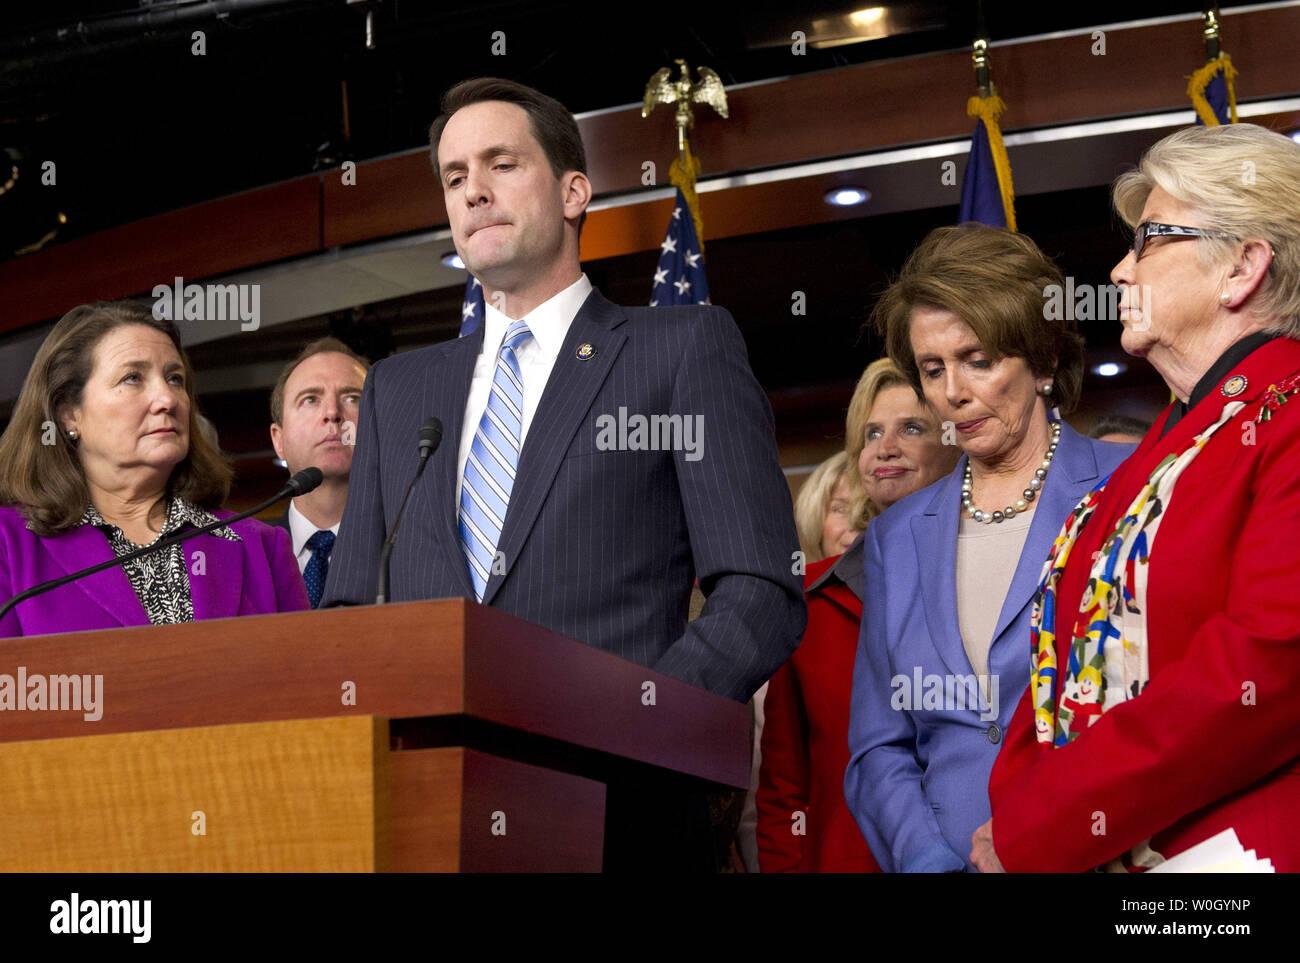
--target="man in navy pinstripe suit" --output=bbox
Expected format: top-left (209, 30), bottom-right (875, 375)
top-left (320, 78), bottom-right (805, 704)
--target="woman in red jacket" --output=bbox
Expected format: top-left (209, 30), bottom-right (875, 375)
top-left (975, 123), bottom-right (1300, 873)
top-left (758, 357), bottom-right (958, 871)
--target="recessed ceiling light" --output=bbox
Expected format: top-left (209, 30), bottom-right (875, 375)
top-left (1095, 362), bottom-right (1123, 377)
top-left (825, 187), bottom-right (871, 207)
top-left (441, 252), bottom-right (466, 269)
top-left (848, 7), bottom-right (885, 26)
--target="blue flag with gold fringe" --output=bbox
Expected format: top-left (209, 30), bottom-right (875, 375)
top-left (1189, 54), bottom-right (1238, 126)
top-left (958, 95), bottom-right (1016, 231)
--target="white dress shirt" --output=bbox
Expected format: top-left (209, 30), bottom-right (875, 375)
top-left (455, 273), bottom-right (593, 507)
top-left (287, 500), bottom-right (341, 575)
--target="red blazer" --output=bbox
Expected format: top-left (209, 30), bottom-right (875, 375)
top-left (990, 337), bottom-right (1300, 872)
top-left (757, 549), bottom-right (880, 873)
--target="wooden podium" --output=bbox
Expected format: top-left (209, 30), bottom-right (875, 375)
top-left (0, 599), bottom-right (751, 872)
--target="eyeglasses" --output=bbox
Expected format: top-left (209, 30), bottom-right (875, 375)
top-left (1131, 221), bottom-right (1235, 261)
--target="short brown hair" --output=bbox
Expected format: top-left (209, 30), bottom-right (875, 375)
top-left (1088, 412), bottom-right (1151, 441)
top-left (269, 337), bottom-right (370, 426)
top-left (428, 77), bottom-right (588, 231)
top-left (870, 225), bottom-right (1086, 414)
top-left (0, 300), bottom-right (233, 536)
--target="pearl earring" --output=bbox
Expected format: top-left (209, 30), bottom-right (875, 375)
top-left (67, 429), bottom-right (78, 440)
top-left (1041, 383), bottom-right (1053, 396)
top-left (1220, 292), bottom-right (1231, 304)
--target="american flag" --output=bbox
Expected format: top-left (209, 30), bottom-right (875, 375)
top-left (460, 274), bottom-right (484, 337)
top-left (651, 187), bottom-right (709, 306)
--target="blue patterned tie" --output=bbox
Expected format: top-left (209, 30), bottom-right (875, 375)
top-left (304, 529), bottom-right (335, 609)
top-left (460, 319), bottom-right (532, 601)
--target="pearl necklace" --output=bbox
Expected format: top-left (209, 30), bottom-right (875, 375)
top-left (961, 420), bottom-right (1062, 524)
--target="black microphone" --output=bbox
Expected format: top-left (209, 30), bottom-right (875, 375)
top-left (0, 467), bottom-right (323, 626)
top-left (376, 417), bottom-right (443, 605)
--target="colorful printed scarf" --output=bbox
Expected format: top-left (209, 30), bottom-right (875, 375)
top-left (1027, 400), bottom-right (1245, 869)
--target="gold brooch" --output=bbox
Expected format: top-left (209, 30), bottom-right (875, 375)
top-left (1221, 375), bottom-right (1247, 398)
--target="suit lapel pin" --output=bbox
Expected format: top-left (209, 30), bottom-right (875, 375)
top-left (575, 343), bottom-right (596, 361)
top-left (1221, 374), bottom-right (1247, 398)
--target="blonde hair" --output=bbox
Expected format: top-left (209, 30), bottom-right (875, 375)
top-left (870, 225), bottom-right (1084, 414)
top-left (845, 357), bottom-right (917, 530)
top-left (1113, 123), bottom-right (1300, 336)
top-left (794, 451), bottom-right (856, 564)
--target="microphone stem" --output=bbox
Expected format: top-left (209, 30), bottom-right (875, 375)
top-left (375, 453), bottom-right (432, 605)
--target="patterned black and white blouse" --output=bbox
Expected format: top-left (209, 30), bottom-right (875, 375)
top-left (78, 498), bottom-right (241, 626)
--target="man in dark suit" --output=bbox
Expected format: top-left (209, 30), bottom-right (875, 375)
top-left (321, 77), bottom-right (804, 705)
top-left (268, 338), bottom-right (370, 607)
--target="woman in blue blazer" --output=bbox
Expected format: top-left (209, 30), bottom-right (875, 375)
top-left (844, 226), bottom-right (1133, 872)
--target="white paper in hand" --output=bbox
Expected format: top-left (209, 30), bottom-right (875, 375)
top-left (1148, 828), bottom-right (1274, 873)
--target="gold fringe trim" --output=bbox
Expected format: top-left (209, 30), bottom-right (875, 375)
top-left (966, 95), bottom-right (1017, 232)
top-left (669, 141), bottom-right (705, 254)
top-left (1187, 54), bottom-right (1239, 126)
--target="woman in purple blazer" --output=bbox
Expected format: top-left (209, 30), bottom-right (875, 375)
top-left (844, 226), bottom-right (1134, 871)
top-left (0, 300), bottom-right (307, 638)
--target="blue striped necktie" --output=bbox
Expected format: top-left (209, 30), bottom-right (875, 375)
top-left (459, 319), bottom-right (532, 601)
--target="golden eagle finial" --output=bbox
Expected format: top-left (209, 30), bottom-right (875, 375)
top-left (642, 59), bottom-right (728, 155)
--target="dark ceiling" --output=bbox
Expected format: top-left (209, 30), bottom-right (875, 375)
top-left (0, 0), bottom-right (1259, 248)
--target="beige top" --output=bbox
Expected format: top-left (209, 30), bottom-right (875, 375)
top-left (955, 508), bottom-right (1034, 692)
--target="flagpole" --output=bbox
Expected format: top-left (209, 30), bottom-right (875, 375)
top-left (959, 7), bottom-right (1017, 232)
top-left (1202, 3), bottom-right (1221, 62)
top-left (642, 60), bottom-right (725, 307)
top-left (973, 1), bottom-right (992, 98)
top-left (1189, 3), bottom-right (1238, 126)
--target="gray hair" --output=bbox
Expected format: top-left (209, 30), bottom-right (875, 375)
top-left (1113, 123), bottom-right (1300, 337)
